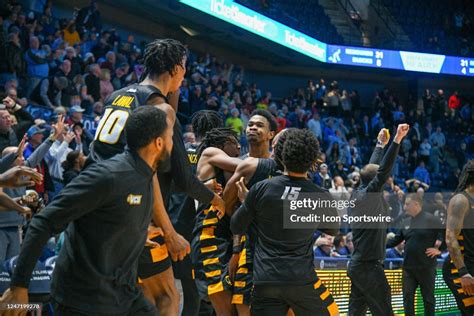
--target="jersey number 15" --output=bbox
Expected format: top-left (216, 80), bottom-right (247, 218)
top-left (281, 186), bottom-right (301, 200)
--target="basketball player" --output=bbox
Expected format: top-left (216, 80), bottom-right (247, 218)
top-left (190, 128), bottom-right (242, 316)
top-left (444, 160), bottom-right (474, 315)
top-left (91, 38), bottom-right (224, 315)
top-left (223, 109), bottom-right (277, 315)
top-left (230, 128), bottom-right (339, 316)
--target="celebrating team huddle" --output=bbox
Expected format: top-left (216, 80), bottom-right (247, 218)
top-left (0, 38), bottom-right (473, 316)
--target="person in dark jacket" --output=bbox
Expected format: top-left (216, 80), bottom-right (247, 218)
top-left (348, 125), bottom-right (410, 316)
top-left (0, 106), bottom-right (173, 315)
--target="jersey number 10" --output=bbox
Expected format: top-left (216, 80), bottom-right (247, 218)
top-left (94, 108), bottom-right (130, 144)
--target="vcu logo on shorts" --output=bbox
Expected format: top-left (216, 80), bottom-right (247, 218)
top-left (127, 194), bottom-right (142, 205)
top-left (188, 153), bottom-right (198, 164)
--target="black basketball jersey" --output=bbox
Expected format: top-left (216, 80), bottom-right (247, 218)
top-left (247, 158), bottom-right (279, 189)
top-left (90, 84), bottom-right (168, 161)
top-left (185, 143), bottom-right (199, 175)
top-left (460, 191), bottom-right (474, 265)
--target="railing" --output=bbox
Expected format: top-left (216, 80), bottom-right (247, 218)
top-left (335, 0), bottom-right (366, 46)
top-left (369, 0), bottom-right (401, 48)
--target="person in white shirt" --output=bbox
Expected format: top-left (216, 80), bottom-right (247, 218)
top-left (45, 125), bottom-right (82, 201)
top-left (418, 138), bottom-right (431, 164)
top-left (307, 112), bottom-right (322, 141)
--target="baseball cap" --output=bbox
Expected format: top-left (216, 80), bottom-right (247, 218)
top-left (320, 163), bottom-right (328, 169)
top-left (27, 126), bottom-right (45, 138)
top-left (70, 105), bottom-right (85, 113)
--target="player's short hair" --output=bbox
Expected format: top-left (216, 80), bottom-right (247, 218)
top-left (141, 38), bottom-right (187, 80)
top-left (191, 110), bottom-right (223, 139)
top-left (250, 109), bottom-right (277, 132)
top-left (126, 106), bottom-right (168, 151)
top-left (281, 128), bottom-right (320, 173)
top-left (405, 193), bottom-right (423, 207)
top-left (360, 164), bottom-right (378, 185)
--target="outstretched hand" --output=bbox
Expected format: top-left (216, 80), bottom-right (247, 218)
top-left (0, 166), bottom-right (43, 188)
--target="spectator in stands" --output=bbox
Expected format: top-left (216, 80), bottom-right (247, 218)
top-left (329, 176), bottom-right (350, 201)
top-left (332, 161), bottom-right (348, 181)
top-left (225, 108), bottom-right (244, 136)
top-left (92, 101), bottom-right (104, 122)
top-left (111, 64), bottom-right (127, 90)
top-left (99, 68), bottom-right (114, 101)
top-left (62, 150), bottom-right (86, 186)
top-left (334, 233), bottom-right (351, 256)
top-left (448, 90), bottom-right (461, 118)
top-left (24, 36), bottom-right (49, 97)
top-left (456, 142), bottom-right (468, 168)
top-left (29, 76), bottom-right (68, 109)
top-left (315, 78), bottom-right (326, 107)
top-left (414, 161), bottom-right (431, 186)
top-left (183, 132), bottom-right (196, 145)
top-left (100, 51), bottom-right (116, 73)
top-left (326, 82), bottom-right (340, 116)
top-left (314, 238), bottom-right (333, 257)
top-left (341, 90), bottom-right (352, 118)
top-left (307, 111), bottom-right (322, 141)
top-left (358, 114), bottom-right (372, 141)
top-left (0, 31), bottom-right (24, 85)
top-left (2, 96), bottom-right (34, 141)
top-left (429, 126), bottom-right (446, 149)
top-left (385, 238), bottom-right (404, 269)
top-left (64, 47), bottom-right (82, 78)
top-left (76, 0), bottom-right (102, 32)
top-left (45, 125), bottom-right (79, 200)
top-left (323, 118), bottom-right (335, 144)
top-left (71, 122), bottom-right (91, 156)
top-left (85, 63), bottom-right (101, 102)
top-left (429, 142), bottom-right (443, 174)
top-left (0, 107), bottom-right (19, 154)
top-left (418, 138), bottom-right (431, 164)
top-left (0, 122), bottom-right (62, 260)
top-left (63, 20), bottom-right (81, 46)
top-left (55, 60), bottom-right (77, 106)
top-left (313, 163), bottom-right (333, 189)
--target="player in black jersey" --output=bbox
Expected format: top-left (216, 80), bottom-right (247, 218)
top-left (169, 110), bottom-right (224, 316)
top-left (91, 39), bottom-right (225, 315)
top-left (231, 128), bottom-right (339, 316)
top-left (444, 160), bottom-right (474, 315)
top-left (223, 110), bottom-right (277, 315)
top-left (190, 128), bottom-right (242, 316)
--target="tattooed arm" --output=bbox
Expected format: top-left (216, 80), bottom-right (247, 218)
top-left (446, 194), bottom-right (469, 269)
top-left (446, 193), bottom-right (474, 295)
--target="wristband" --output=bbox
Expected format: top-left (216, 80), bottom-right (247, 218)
top-left (232, 235), bottom-right (242, 254)
top-left (459, 266), bottom-right (469, 277)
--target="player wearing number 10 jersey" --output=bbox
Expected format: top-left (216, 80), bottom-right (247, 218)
top-left (88, 39), bottom-right (207, 316)
top-left (90, 84), bottom-right (170, 161)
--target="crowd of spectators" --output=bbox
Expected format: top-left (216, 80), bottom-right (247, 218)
top-left (0, 0), bottom-right (472, 276)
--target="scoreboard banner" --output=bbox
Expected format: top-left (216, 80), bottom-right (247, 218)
top-left (180, 0), bottom-right (474, 77)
